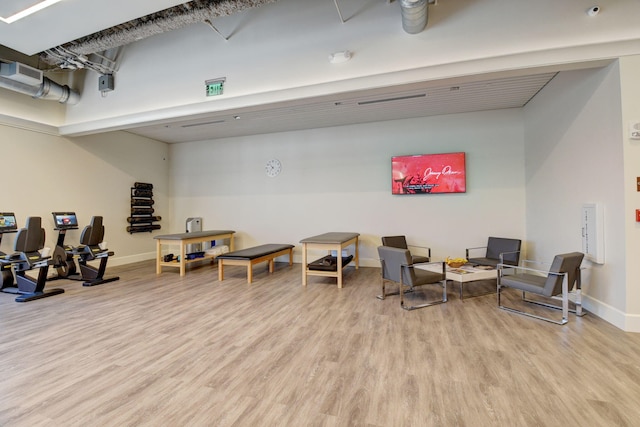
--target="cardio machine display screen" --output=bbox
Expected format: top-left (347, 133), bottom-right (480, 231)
top-left (52, 212), bottom-right (79, 229)
top-left (0, 212), bottom-right (17, 232)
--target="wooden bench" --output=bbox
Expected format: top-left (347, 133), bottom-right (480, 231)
top-left (217, 244), bottom-right (295, 283)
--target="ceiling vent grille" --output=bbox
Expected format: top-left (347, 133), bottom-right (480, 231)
top-left (357, 93), bottom-right (426, 105)
top-left (0, 61), bottom-right (43, 85)
top-left (181, 120), bottom-right (226, 128)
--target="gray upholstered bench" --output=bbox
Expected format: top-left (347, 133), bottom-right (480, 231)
top-left (217, 244), bottom-right (295, 283)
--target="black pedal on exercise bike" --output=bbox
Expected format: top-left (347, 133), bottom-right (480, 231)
top-left (49, 211), bottom-right (79, 280)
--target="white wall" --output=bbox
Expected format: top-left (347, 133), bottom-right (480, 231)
top-left (523, 64), bottom-right (628, 328)
top-left (0, 86), bottom-right (65, 128)
top-left (169, 109), bottom-right (526, 266)
top-left (0, 125), bottom-right (170, 265)
top-left (620, 56), bottom-right (640, 327)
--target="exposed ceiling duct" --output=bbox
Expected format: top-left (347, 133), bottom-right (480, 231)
top-left (400, 0), bottom-right (428, 34)
top-left (3, 1), bottom-right (277, 103)
top-left (2, 0), bottom-right (426, 104)
top-left (39, 0), bottom-right (432, 71)
top-left (0, 75), bottom-right (79, 104)
top-left (0, 61), bottom-right (79, 104)
top-left (40, 0), bottom-right (278, 72)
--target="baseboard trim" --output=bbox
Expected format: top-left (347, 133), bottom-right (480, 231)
top-left (110, 252), bottom-right (156, 267)
top-left (583, 295), bottom-right (640, 333)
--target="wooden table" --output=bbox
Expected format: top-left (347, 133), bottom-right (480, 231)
top-left (154, 230), bottom-right (235, 276)
top-left (300, 232), bottom-right (359, 288)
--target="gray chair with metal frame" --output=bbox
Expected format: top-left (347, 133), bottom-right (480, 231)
top-left (381, 235), bottom-right (430, 264)
top-left (466, 236), bottom-right (521, 267)
top-left (377, 245), bottom-right (447, 310)
top-left (497, 251), bottom-right (584, 325)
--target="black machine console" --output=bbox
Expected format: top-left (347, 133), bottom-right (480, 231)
top-left (0, 212), bottom-right (18, 233)
top-left (52, 212), bottom-right (79, 230)
top-left (0, 212), bottom-right (18, 288)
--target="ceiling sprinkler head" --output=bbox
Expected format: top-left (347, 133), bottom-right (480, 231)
top-left (587, 6), bottom-right (600, 16)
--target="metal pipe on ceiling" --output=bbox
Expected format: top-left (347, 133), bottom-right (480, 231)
top-left (400, 0), bottom-right (428, 34)
top-left (0, 74), bottom-right (79, 104)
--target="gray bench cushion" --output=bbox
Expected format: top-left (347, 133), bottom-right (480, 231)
top-left (300, 232), bottom-right (359, 244)
top-left (154, 230), bottom-right (235, 240)
top-left (217, 244), bottom-right (294, 260)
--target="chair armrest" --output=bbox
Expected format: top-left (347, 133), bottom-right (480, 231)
top-left (465, 246), bottom-right (487, 258)
top-left (519, 259), bottom-right (556, 273)
top-left (404, 260), bottom-right (446, 273)
top-left (407, 245), bottom-right (431, 258)
top-left (520, 258), bottom-right (586, 271)
top-left (496, 263), bottom-right (565, 279)
top-left (518, 259), bottom-right (585, 289)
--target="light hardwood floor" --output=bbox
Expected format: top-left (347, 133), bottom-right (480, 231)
top-left (1, 260), bottom-right (639, 426)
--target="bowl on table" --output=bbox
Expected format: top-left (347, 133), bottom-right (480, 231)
top-left (446, 257), bottom-right (467, 268)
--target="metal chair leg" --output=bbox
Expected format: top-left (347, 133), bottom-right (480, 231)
top-left (400, 279), bottom-right (447, 311)
top-left (499, 277), bottom-right (579, 325)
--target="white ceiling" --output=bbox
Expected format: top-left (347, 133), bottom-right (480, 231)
top-left (0, 0), bottom-right (637, 143)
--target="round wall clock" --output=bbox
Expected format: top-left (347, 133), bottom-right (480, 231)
top-left (265, 158), bottom-right (282, 177)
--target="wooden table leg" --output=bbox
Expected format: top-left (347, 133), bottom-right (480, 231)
top-left (156, 240), bottom-right (162, 274)
top-left (336, 244), bottom-right (343, 289)
top-left (218, 260), bottom-right (224, 281)
top-left (179, 241), bottom-right (186, 277)
top-left (354, 236), bottom-right (359, 269)
top-left (302, 243), bottom-right (308, 286)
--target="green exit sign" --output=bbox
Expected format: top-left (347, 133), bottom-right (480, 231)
top-left (205, 78), bottom-right (225, 97)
